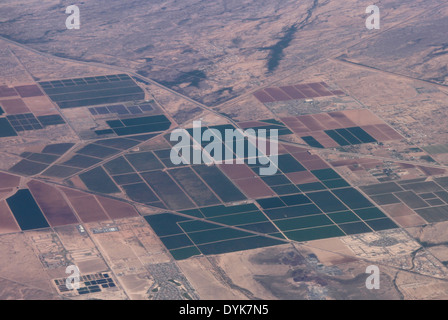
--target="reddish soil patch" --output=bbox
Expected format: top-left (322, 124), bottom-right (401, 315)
top-left (291, 127), bottom-right (311, 134)
top-left (290, 151), bottom-right (321, 162)
top-left (348, 165), bottom-right (364, 172)
top-left (296, 115), bottom-right (326, 131)
top-left (253, 90), bottom-right (275, 103)
top-left (280, 117), bottom-right (304, 127)
top-left (62, 191), bottom-right (110, 223)
top-left (393, 214), bottom-right (426, 227)
top-left (58, 187), bottom-right (88, 199)
top-left (281, 118), bottom-right (310, 134)
top-left (28, 180), bottom-right (78, 227)
top-left (328, 112), bottom-right (357, 127)
top-left (0, 200), bottom-right (20, 234)
top-left (0, 86), bottom-right (18, 98)
top-left (357, 158), bottom-right (380, 164)
top-left (307, 83), bottom-right (334, 96)
top-left (361, 162), bottom-right (382, 170)
top-left (264, 87), bottom-right (291, 101)
top-left (0, 98), bottom-right (31, 114)
top-left (0, 172), bottom-right (20, 188)
top-left (282, 145), bottom-right (309, 154)
top-left (375, 124), bottom-right (403, 140)
top-left (22, 96), bottom-right (57, 116)
top-left (330, 159), bottom-right (358, 167)
top-left (418, 166), bottom-right (446, 176)
top-left (285, 171), bottom-right (319, 184)
top-left (0, 188), bottom-right (13, 197)
top-left (301, 159), bottom-right (330, 170)
top-left (399, 163), bottom-right (415, 169)
top-left (218, 164), bottom-right (255, 180)
top-left (342, 109), bottom-right (382, 126)
top-left (311, 113), bottom-right (343, 130)
top-left (293, 84), bottom-right (319, 98)
top-left (96, 196), bottom-right (139, 220)
top-left (279, 86), bottom-right (306, 99)
top-left (233, 177), bottom-right (275, 198)
top-left (14, 85), bottom-right (44, 98)
top-left (382, 203), bottom-right (414, 217)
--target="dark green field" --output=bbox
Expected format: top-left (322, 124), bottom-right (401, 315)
top-left (169, 167), bottom-right (221, 207)
top-left (79, 167), bottom-right (120, 194)
top-left (6, 189), bottom-right (49, 230)
top-left (141, 170), bottom-right (195, 210)
top-left (0, 118), bottom-right (18, 137)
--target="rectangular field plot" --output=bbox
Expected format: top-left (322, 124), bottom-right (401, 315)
top-left (197, 236), bottom-right (284, 256)
top-left (6, 189), bottom-right (49, 231)
top-left (59, 188), bottom-right (110, 223)
top-left (193, 165), bottom-right (247, 203)
top-left (196, 203), bottom-right (256, 217)
top-left (9, 159), bottom-right (50, 176)
top-left (62, 155), bottom-right (102, 168)
top-left (41, 165), bottom-right (82, 178)
top-left (103, 156), bottom-right (135, 175)
top-left (0, 200), bottom-right (20, 234)
top-left (76, 143), bottom-right (121, 158)
top-left (208, 211), bottom-right (268, 226)
top-left (121, 183), bottom-right (159, 204)
top-left (42, 138), bottom-right (158, 178)
top-left (273, 214), bottom-right (334, 232)
top-left (168, 167), bottom-right (221, 207)
top-left (0, 118), bottom-right (18, 137)
top-left (285, 226), bottom-right (345, 242)
top-left (307, 191), bottom-right (349, 212)
top-left (263, 204), bottom-right (321, 220)
top-left (415, 206), bottom-right (448, 223)
top-left (0, 85), bottom-right (18, 98)
top-left (106, 115), bottom-right (171, 136)
top-left (423, 144), bottom-right (448, 155)
top-left (27, 180), bottom-right (78, 227)
top-left (42, 143), bottom-right (74, 155)
top-left (15, 85), bottom-right (43, 98)
top-left (125, 151), bottom-right (164, 171)
top-left (338, 221), bottom-right (372, 235)
top-left (37, 114), bottom-right (66, 126)
top-left (141, 171), bottom-right (195, 210)
top-left (39, 74), bottom-right (145, 109)
top-left (96, 196), bottom-right (139, 219)
top-left (331, 188), bottom-right (374, 209)
top-left (112, 173), bottom-right (143, 185)
top-left (79, 167), bottom-right (120, 194)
